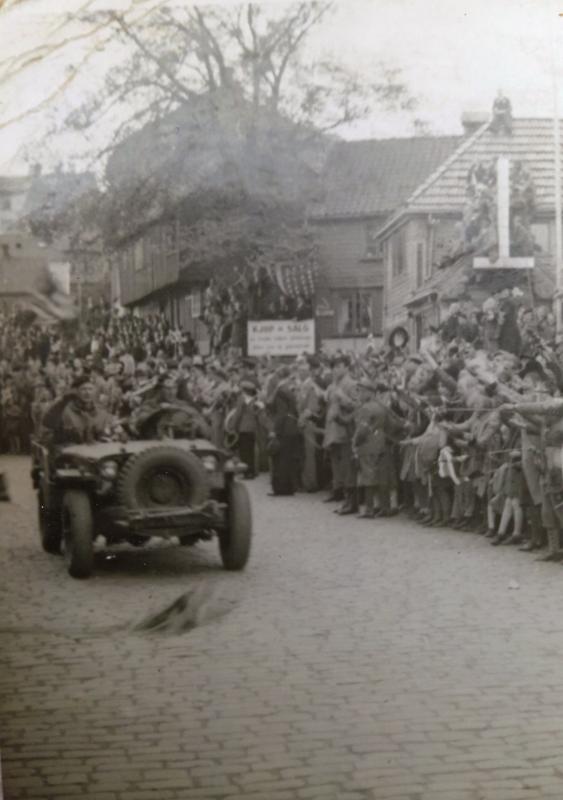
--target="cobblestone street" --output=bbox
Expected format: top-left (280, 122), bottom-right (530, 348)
top-left (4, 455), bottom-right (563, 800)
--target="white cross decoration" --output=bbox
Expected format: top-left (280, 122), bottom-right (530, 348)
top-left (473, 156), bottom-right (535, 270)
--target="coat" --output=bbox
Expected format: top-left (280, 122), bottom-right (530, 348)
top-left (232, 394), bottom-right (263, 434)
top-left (323, 374), bottom-right (358, 448)
top-left (353, 400), bottom-right (403, 488)
top-left (43, 397), bottom-right (105, 445)
top-left (296, 377), bottom-right (321, 422)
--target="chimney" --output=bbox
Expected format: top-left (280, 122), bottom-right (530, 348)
top-left (461, 112), bottom-right (489, 137)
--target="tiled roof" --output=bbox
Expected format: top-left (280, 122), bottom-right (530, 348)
top-left (309, 136), bottom-right (462, 220)
top-left (0, 176), bottom-right (31, 194)
top-left (406, 118), bottom-right (563, 215)
top-left (23, 171), bottom-right (96, 218)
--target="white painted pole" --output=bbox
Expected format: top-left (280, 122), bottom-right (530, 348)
top-left (497, 156), bottom-right (510, 259)
top-left (553, 35), bottom-right (563, 333)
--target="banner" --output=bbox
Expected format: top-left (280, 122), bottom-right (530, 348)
top-left (247, 319), bottom-right (315, 357)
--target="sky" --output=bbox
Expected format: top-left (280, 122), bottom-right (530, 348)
top-left (0, 0), bottom-right (563, 176)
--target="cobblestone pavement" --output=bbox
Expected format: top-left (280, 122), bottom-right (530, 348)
top-left (3, 455), bottom-right (563, 800)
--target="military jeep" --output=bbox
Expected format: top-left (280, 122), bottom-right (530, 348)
top-left (31, 404), bottom-right (251, 579)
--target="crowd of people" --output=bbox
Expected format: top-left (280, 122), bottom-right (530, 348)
top-left (2, 293), bottom-right (563, 562)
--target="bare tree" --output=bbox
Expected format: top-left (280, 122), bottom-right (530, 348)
top-left (63, 2), bottom-right (415, 151)
top-left (13, 2), bottom-right (418, 340)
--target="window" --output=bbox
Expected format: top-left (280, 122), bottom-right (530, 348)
top-left (531, 222), bottom-right (550, 253)
top-left (133, 240), bottom-right (144, 272)
top-left (336, 290), bottom-right (375, 336)
top-left (391, 229), bottom-right (406, 277)
top-left (1, 196), bottom-right (11, 211)
top-left (191, 291), bottom-right (202, 319)
top-left (415, 241), bottom-right (428, 287)
top-left (364, 221), bottom-right (384, 259)
top-left (147, 228), bottom-right (160, 274)
top-left (164, 222), bottom-right (177, 254)
top-left (424, 241), bottom-right (432, 279)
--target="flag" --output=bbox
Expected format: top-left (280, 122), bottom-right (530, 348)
top-left (274, 261), bottom-right (316, 299)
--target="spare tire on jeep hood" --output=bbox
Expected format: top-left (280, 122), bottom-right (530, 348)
top-left (116, 446), bottom-right (210, 510)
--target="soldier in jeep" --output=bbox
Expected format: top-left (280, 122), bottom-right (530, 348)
top-left (128, 371), bottom-right (211, 441)
top-left (41, 375), bottom-right (115, 446)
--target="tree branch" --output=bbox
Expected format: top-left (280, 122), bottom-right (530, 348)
top-left (111, 11), bottom-right (196, 104)
top-left (161, 13), bottom-right (218, 91)
top-left (192, 7), bottom-right (231, 88)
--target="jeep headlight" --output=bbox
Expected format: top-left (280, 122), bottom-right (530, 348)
top-left (100, 460), bottom-right (119, 480)
top-left (225, 458), bottom-right (247, 474)
top-left (202, 455), bottom-right (218, 472)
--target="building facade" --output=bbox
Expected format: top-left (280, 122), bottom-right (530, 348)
top-left (111, 118), bottom-right (471, 355)
top-left (375, 109), bottom-right (562, 349)
top-left (308, 136), bottom-right (461, 352)
top-left (0, 166), bottom-right (105, 310)
top-left (111, 218), bottom-right (212, 349)
top-left (0, 176), bottom-right (32, 234)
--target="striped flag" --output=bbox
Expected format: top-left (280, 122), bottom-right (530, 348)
top-left (273, 262), bottom-right (316, 299)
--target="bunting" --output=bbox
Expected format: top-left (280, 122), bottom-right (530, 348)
top-left (273, 262), bottom-right (316, 299)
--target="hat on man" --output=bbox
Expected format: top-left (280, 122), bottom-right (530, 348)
top-left (519, 359), bottom-right (547, 381)
top-left (71, 374), bottom-right (94, 390)
top-left (357, 377), bottom-right (388, 394)
top-left (240, 379), bottom-right (258, 394)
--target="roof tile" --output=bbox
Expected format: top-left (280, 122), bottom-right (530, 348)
top-left (407, 118), bottom-right (563, 215)
top-left (310, 136), bottom-right (462, 219)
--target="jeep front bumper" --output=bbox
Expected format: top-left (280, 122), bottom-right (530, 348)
top-left (106, 500), bottom-right (227, 536)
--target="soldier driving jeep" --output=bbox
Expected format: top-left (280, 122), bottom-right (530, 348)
top-left (41, 375), bottom-right (117, 446)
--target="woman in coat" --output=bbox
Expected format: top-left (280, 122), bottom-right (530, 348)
top-left (268, 382), bottom-right (302, 496)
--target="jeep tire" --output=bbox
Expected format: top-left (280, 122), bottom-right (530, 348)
top-left (38, 488), bottom-right (62, 555)
top-left (116, 446), bottom-right (210, 510)
top-left (220, 480), bottom-right (252, 571)
top-left (62, 490), bottom-right (94, 579)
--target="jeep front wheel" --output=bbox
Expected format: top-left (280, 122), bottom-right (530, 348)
top-left (62, 490), bottom-right (94, 579)
top-left (38, 488), bottom-right (62, 555)
top-left (220, 480), bottom-right (252, 571)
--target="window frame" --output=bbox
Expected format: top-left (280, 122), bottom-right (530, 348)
top-left (364, 221), bottom-right (384, 260)
top-left (531, 221), bottom-right (550, 253)
top-left (191, 291), bottom-right (202, 319)
top-left (133, 239), bottom-right (144, 272)
top-left (333, 289), bottom-right (381, 337)
top-left (415, 240), bottom-right (429, 286)
top-left (391, 228), bottom-right (406, 278)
